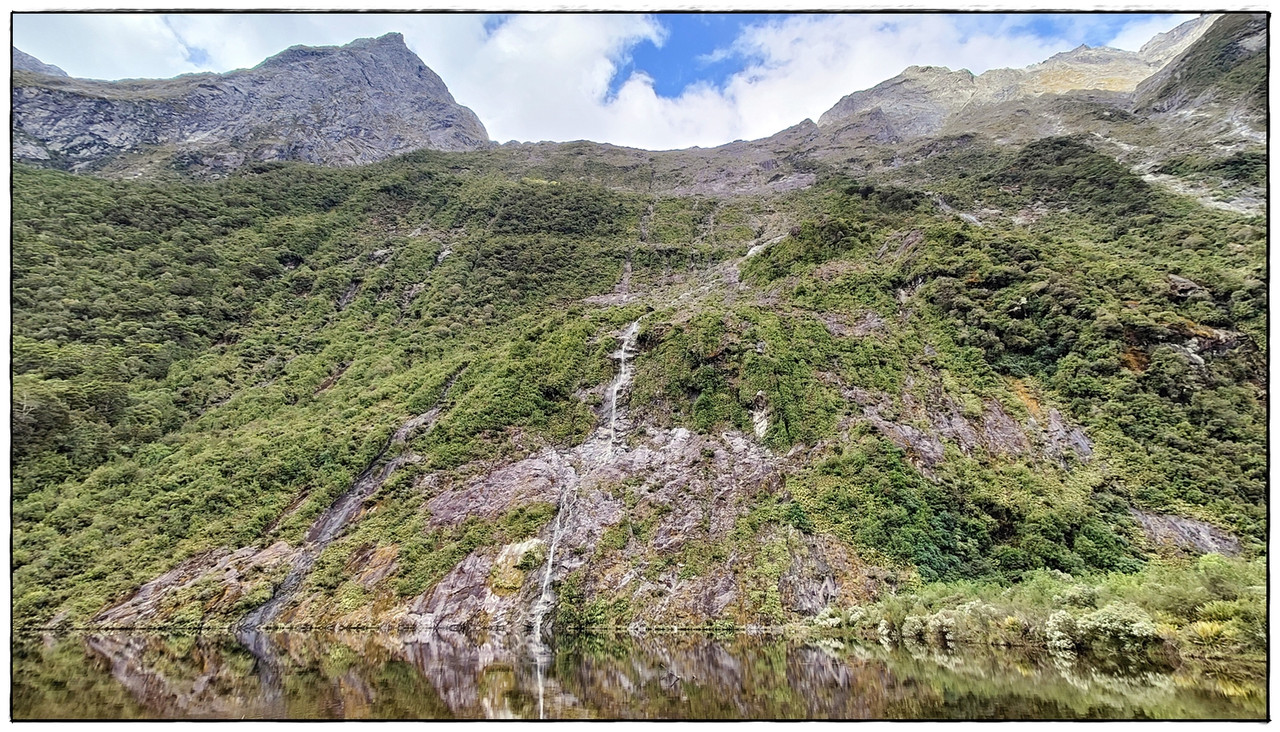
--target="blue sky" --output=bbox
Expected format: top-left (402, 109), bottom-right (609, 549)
top-left (605, 13), bottom-right (1178, 101)
top-left (608, 14), bottom-right (779, 99)
top-left (12, 12), bottom-right (1198, 150)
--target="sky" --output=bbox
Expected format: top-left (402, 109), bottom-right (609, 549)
top-left (11, 11), bottom-right (1199, 151)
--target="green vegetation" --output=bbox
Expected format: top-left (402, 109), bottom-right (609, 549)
top-left (1138, 13), bottom-right (1267, 114)
top-left (823, 553), bottom-right (1264, 663)
top-left (11, 128), bottom-right (1266, 636)
top-left (1158, 151), bottom-right (1267, 187)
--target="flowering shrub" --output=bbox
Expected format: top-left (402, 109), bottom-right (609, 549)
top-left (1045, 610), bottom-right (1078, 654)
top-left (1077, 602), bottom-right (1158, 652)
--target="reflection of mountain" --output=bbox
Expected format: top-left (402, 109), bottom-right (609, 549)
top-left (12, 632), bottom-right (1264, 720)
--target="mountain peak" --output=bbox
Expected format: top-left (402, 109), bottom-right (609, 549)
top-left (13, 33), bottom-right (489, 175)
top-left (12, 47), bottom-right (68, 77)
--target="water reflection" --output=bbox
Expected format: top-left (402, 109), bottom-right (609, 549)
top-left (12, 630), bottom-right (1264, 720)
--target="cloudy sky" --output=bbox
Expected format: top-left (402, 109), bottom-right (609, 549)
top-left (12, 11), bottom-right (1198, 150)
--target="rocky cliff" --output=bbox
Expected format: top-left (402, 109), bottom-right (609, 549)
top-left (13, 47), bottom-right (67, 76)
top-left (817, 15), bottom-right (1220, 140)
top-left (11, 33), bottom-right (490, 176)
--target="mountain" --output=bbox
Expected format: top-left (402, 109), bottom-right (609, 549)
top-left (11, 33), bottom-right (489, 176)
top-left (1136, 12), bottom-right (1267, 114)
top-left (13, 47), bottom-right (67, 76)
top-left (9, 14), bottom-right (1267, 661)
top-left (817, 16), bottom-right (1220, 139)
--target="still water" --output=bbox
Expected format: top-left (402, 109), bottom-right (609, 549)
top-left (12, 630), bottom-right (1265, 720)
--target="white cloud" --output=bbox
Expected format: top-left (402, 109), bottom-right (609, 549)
top-left (12, 12), bottom-right (1199, 150)
top-left (1106, 13), bottom-right (1198, 52)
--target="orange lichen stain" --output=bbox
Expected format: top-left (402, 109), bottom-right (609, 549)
top-left (1008, 378), bottom-right (1043, 420)
top-left (1121, 346), bottom-right (1150, 373)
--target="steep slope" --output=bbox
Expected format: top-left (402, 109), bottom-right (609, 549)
top-left (13, 47), bottom-right (67, 76)
top-left (11, 131), bottom-right (1265, 638)
top-left (11, 33), bottom-right (489, 176)
top-left (815, 17), bottom-right (1218, 140)
top-left (8, 14), bottom-right (1268, 662)
top-left (1136, 12), bottom-right (1267, 116)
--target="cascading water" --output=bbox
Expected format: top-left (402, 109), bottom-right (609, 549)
top-left (607, 320), bottom-right (641, 453)
top-left (525, 320), bottom-right (643, 714)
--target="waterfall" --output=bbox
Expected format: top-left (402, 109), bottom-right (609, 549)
top-left (528, 482), bottom-right (572, 652)
top-left (525, 319), bottom-right (641, 658)
top-left (607, 320), bottom-right (641, 453)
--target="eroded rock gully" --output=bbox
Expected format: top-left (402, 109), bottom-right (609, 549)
top-left (94, 370), bottom-right (464, 629)
top-left (91, 310), bottom-right (1236, 637)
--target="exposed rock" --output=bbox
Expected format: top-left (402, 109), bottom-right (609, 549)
top-left (779, 536), bottom-right (849, 616)
top-left (1138, 14), bottom-right (1221, 65)
top-left (816, 19), bottom-right (1214, 141)
top-left (848, 383), bottom-right (1091, 472)
top-left (12, 33), bottom-right (489, 175)
top-left (1136, 13), bottom-right (1265, 115)
top-left (1042, 408), bottom-right (1094, 464)
top-left (1130, 510), bottom-right (1241, 556)
top-left (977, 401), bottom-right (1031, 456)
top-left (12, 47), bottom-right (67, 77)
top-left (850, 312), bottom-right (888, 338)
top-left (93, 543), bottom-right (299, 628)
top-left (1168, 273), bottom-right (1204, 297)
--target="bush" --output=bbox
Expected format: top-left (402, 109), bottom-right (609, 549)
top-left (1045, 610), bottom-right (1078, 654)
top-left (1077, 602), bottom-right (1158, 652)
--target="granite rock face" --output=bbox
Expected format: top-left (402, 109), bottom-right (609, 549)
top-left (817, 15), bottom-right (1219, 139)
top-left (12, 33), bottom-right (490, 175)
top-left (12, 47), bottom-right (67, 76)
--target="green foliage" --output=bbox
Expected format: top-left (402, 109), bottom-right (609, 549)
top-left (841, 555), bottom-right (1265, 660)
top-left (1158, 151), bottom-right (1266, 187)
top-left (10, 115), bottom-right (1266, 633)
top-left (986, 137), bottom-right (1157, 221)
top-left (10, 155), bottom-right (647, 626)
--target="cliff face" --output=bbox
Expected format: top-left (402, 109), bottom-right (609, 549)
top-left (11, 33), bottom-right (490, 175)
top-left (12, 47), bottom-right (67, 76)
top-left (1136, 12), bottom-right (1267, 115)
top-left (817, 15), bottom-right (1220, 140)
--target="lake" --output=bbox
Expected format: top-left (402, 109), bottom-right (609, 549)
top-left (11, 630), bottom-right (1265, 720)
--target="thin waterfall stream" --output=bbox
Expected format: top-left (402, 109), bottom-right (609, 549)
top-left (527, 319), bottom-right (643, 678)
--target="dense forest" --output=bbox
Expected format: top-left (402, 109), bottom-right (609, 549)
top-left (10, 127), bottom-right (1266, 659)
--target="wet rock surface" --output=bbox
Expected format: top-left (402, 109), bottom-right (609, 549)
top-left (1130, 510), bottom-right (1241, 556)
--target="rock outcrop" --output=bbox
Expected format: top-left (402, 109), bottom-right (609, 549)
top-left (1135, 12), bottom-right (1267, 115)
top-left (11, 33), bottom-right (490, 175)
top-left (817, 15), bottom-right (1220, 140)
top-left (12, 47), bottom-right (67, 76)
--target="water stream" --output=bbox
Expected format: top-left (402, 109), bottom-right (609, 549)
top-left (525, 319), bottom-right (643, 703)
top-left (607, 320), bottom-right (641, 453)
top-left (239, 371), bottom-right (462, 629)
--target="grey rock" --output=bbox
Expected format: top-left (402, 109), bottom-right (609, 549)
top-left (12, 33), bottom-right (489, 175)
top-left (12, 47), bottom-right (68, 77)
top-left (1138, 14), bottom-right (1220, 66)
top-left (1130, 509), bottom-right (1241, 556)
top-left (818, 17), bottom-right (1215, 140)
top-left (1044, 408), bottom-right (1094, 464)
top-left (1168, 273), bottom-right (1204, 297)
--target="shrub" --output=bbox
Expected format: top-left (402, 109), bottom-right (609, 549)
top-left (1045, 610), bottom-right (1078, 654)
top-left (1077, 602), bottom-right (1158, 652)
top-left (1184, 620), bottom-right (1231, 647)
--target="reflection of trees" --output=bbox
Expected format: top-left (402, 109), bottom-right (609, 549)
top-left (14, 631), bottom-right (1264, 720)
